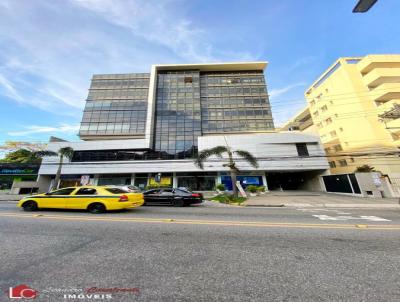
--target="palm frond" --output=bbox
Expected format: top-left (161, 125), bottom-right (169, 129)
top-left (234, 149), bottom-right (259, 168)
top-left (194, 146), bottom-right (228, 169)
top-left (59, 147), bottom-right (74, 160)
top-left (34, 150), bottom-right (57, 157)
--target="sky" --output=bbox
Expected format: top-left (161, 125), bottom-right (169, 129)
top-left (0, 0), bottom-right (399, 144)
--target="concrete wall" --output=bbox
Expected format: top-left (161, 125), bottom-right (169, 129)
top-left (39, 132), bottom-right (329, 176)
top-left (10, 181), bottom-right (39, 194)
top-left (355, 172), bottom-right (394, 198)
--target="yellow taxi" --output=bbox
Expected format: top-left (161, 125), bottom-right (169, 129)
top-left (17, 186), bottom-right (144, 214)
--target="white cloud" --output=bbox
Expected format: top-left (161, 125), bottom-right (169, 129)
top-left (8, 124), bottom-right (80, 137)
top-left (71, 0), bottom-right (255, 63)
top-left (0, 73), bottom-right (24, 102)
top-left (269, 82), bottom-right (306, 98)
top-left (0, 0), bottom-right (256, 120)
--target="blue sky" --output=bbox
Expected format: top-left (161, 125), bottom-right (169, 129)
top-left (0, 0), bottom-right (399, 144)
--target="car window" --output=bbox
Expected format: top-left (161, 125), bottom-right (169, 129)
top-left (105, 188), bottom-right (128, 194)
top-left (174, 189), bottom-right (190, 195)
top-left (75, 188), bottom-right (97, 195)
top-left (48, 188), bottom-right (75, 195)
top-left (160, 189), bottom-right (173, 195)
top-left (145, 189), bottom-right (160, 194)
top-left (177, 187), bottom-right (191, 193)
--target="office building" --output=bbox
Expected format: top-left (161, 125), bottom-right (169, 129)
top-left (38, 62), bottom-right (329, 192)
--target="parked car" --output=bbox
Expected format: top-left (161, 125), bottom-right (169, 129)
top-left (107, 185), bottom-right (142, 193)
top-left (143, 188), bottom-right (203, 207)
top-left (17, 186), bottom-right (144, 214)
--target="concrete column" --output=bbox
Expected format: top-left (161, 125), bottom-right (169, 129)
top-left (130, 173), bottom-right (135, 185)
top-left (262, 173), bottom-right (269, 192)
top-left (147, 173), bottom-right (151, 186)
top-left (173, 173), bottom-right (178, 188)
top-left (216, 172), bottom-right (221, 185)
top-left (92, 174), bottom-right (99, 186)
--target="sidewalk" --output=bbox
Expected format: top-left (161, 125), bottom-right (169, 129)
top-left (243, 191), bottom-right (400, 208)
top-left (0, 194), bottom-right (24, 202)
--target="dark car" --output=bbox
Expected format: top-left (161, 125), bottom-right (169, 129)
top-left (143, 188), bottom-right (203, 207)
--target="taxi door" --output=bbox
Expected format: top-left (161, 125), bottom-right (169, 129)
top-left (40, 187), bottom-right (77, 209)
top-left (67, 187), bottom-right (98, 209)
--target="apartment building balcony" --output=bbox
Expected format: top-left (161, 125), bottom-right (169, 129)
top-left (372, 83), bottom-right (400, 104)
top-left (378, 103), bottom-right (400, 135)
top-left (362, 68), bottom-right (400, 88)
top-left (357, 55), bottom-right (400, 74)
top-left (376, 99), bottom-right (400, 116)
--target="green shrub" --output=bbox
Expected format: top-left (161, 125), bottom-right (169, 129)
top-left (246, 185), bottom-right (258, 193)
top-left (210, 193), bottom-right (246, 204)
top-left (257, 186), bottom-right (266, 192)
top-left (216, 183), bottom-right (225, 191)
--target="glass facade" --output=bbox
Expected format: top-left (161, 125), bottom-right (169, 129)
top-left (78, 67), bottom-right (274, 160)
top-left (79, 73), bottom-right (150, 138)
top-left (200, 71), bottom-right (274, 133)
top-left (153, 70), bottom-right (201, 159)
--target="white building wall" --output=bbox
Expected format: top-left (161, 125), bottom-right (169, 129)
top-left (39, 132), bottom-right (329, 175)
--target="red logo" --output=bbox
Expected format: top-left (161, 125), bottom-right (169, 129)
top-left (8, 284), bottom-right (38, 299)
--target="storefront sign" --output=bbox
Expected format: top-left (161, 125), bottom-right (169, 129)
top-left (149, 177), bottom-right (172, 186)
top-left (80, 175), bottom-right (90, 185)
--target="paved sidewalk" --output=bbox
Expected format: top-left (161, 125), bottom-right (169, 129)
top-left (244, 191), bottom-right (400, 208)
top-left (0, 194), bottom-right (24, 202)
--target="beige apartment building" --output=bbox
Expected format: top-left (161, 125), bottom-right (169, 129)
top-left (282, 54), bottom-right (400, 182)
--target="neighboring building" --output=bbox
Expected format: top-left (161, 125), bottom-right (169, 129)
top-left (38, 62), bottom-right (329, 192)
top-left (300, 55), bottom-right (400, 181)
top-left (0, 163), bottom-right (39, 192)
top-left (280, 107), bottom-right (317, 134)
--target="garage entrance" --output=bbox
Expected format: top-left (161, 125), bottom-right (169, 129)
top-left (266, 171), bottom-right (324, 191)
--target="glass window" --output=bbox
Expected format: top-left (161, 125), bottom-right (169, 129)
top-left (296, 143), bottom-right (309, 156)
top-left (76, 188), bottom-right (97, 195)
top-left (48, 188), bottom-right (76, 195)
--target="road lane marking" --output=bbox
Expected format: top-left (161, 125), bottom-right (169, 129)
top-left (0, 212), bottom-right (399, 230)
top-left (313, 215), bottom-right (391, 222)
top-left (298, 209), bottom-right (351, 214)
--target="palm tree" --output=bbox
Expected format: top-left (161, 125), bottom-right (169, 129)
top-left (194, 146), bottom-right (258, 198)
top-left (355, 164), bottom-right (375, 173)
top-left (36, 147), bottom-right (74, 190)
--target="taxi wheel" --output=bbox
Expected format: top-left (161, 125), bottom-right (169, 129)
top-left (88, 203), bottom-right (106, 214)
top-left (22, 200), bottom-right (38, 211)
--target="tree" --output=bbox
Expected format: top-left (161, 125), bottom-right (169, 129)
top-left (35, 147), bottom-right (74, 190)
top-left (0, 149), bottom-right (42, 163)
top-left (0, 141), bottom-right (46, 152)
top-left (194, 146), bottom-right (258, 198)
top-left (355, 164), bottom-right (376, 173)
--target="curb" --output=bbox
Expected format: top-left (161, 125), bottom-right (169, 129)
top-left (244, 203), bottom-right (400, 209)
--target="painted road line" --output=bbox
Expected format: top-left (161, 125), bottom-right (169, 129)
top-left (0, 213), bottom-right (399, 230)
top-left (313, 215), bottom-right (391, 222)
top-left (298, 208), bottom-right (351, 215)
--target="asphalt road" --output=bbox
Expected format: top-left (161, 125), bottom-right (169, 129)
top-left (1, 202), bottom-right (399, 302)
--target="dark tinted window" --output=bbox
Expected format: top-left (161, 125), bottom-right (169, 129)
top-left (105, 188), bottom-right (128, 194)
top-left (296, 143), bottom-right (309, 156)
top-left (48, 188), bottom-right (75, 195)
top-left (76, 188), bottom-right (97, 195)
top-left (145, 189), bottom-right (160, 194)
top-left (175, 189), bottom-right (191, 194)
